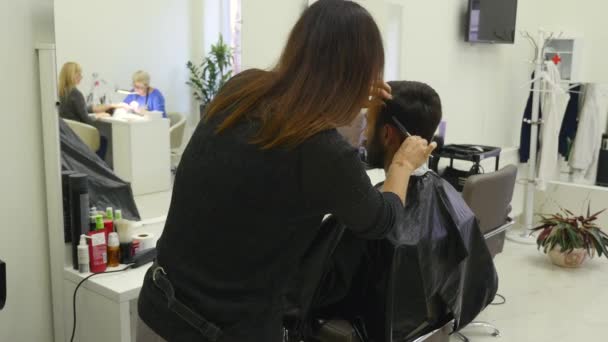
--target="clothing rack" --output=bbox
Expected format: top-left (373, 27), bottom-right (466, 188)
top-left (508, 29), bottom-right (574, 244)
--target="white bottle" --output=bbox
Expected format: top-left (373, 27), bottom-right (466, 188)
top-left (77, 235), bottom-right (90, 273)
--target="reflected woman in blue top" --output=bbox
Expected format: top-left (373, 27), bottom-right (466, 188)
top-left (121, 70), bottom-right (166, 117)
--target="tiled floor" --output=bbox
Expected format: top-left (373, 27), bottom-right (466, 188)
top-left (452, 239), bottom-right (608, 342)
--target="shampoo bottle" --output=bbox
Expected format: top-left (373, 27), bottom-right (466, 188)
top-left (88, 215), bottom-right (107, 273)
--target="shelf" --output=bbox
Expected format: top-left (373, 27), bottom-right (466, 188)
top-left (545, 51), bottom-right (573, 55)
top-left (546, 180), bottom-right (608, 193)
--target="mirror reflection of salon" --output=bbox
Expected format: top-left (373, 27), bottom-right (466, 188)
top-left (118, 71), bottom-right (167, 118)
top-left (58, 62), bottom-right (117, 125)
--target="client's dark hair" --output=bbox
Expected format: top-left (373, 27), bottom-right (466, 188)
top-left (376, 81), bottom-right (442, 142)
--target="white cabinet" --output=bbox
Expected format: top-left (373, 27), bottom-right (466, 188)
top-left (544, 38), bottom-right (584, 82)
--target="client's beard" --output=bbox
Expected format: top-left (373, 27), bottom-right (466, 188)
top-left (365, 132), bottom-right (386, 170)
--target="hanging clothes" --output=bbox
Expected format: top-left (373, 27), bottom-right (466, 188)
top-left (559, 85), bottom-right (582, 159)
top-left (569, 84), bottom-right (608, 184)
top-left (536, 62), bottom-right (570, 190)
top-left (519, 72), bottom-right (542, 163)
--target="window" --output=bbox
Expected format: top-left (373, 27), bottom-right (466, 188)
top-left (204, 0), bottom-right (242, 73)
top-left (228, 0), bottom-right (242, 73)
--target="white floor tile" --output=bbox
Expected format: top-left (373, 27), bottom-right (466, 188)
top-left (452, 240), bottom-right (608, 341)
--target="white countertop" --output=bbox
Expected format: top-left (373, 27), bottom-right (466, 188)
top-left (90, 113), bottom-right (166, 126)
top-left (64, 263), bottom-right (152, 303)
top-left (63, 218), bottom-right (165, 303)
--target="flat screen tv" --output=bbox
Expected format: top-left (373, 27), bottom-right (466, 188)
top-left (466, 0), bottom-right (518, 44)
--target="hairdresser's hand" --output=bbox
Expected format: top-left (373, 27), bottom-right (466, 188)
top-left (363, 81), bottom-right (392, 108)
top-left (392, 136), bottom-right (437, 172)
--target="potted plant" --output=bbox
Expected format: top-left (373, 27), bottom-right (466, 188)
top-left (533, 205), bottom-right (608, 268)
top-left (187, 35), bottom-right (233, 118)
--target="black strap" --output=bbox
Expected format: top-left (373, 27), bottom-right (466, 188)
top-left (151, 264), bottom-right (223, 342)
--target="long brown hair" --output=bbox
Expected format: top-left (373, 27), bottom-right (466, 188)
top-left (205, 0), bottom-right (385, 149)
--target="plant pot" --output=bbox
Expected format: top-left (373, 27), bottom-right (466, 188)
top-left (547, 245), bottom-right (588, 268)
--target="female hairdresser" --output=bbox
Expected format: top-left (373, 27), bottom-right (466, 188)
top-left (120, 70), bottom-right (166, 117)
top-left (58, 62), bottom-right (117, 124)
top-left (137, 1), bottom-right (435, 341)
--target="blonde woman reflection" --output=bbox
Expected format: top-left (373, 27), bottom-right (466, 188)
top-left (120, 70), bottom-right (166, 118)
top-left (58, 62), bottom-right (119, 124)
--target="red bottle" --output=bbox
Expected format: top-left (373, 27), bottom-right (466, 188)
top-left (103, 219), bottom-right (113, 242)
top-left (88, 216), bottom-right (107, 273)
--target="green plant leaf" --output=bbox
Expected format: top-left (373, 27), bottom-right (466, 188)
top-left (186, 35), bottom-right (233, 104)
top-left (589, 229), bottom-right (608, 258)
top-left (564, 227), bottom-right (580, 252)
top-left (550, 235), bottom-right (558, 253)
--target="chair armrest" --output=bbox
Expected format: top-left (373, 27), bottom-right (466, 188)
top-left (483, 218), bottom-right (514, 240)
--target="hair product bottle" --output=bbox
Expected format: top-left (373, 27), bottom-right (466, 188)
top-left (69, 174), bottom-right (89, 270)
top-left (88, 215), bottom-right (107, 273)
top-left (61, 171), bottom-right (75, 243)
top-left (107, 233), bottom-right (120, 267)
top-left (77, 235), bottom-right (90, 273)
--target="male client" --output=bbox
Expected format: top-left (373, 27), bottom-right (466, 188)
top-left (312, 81), bottom-right (498, 342)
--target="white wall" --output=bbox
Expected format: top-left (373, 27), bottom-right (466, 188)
top-left (0, 0), bottom-right (55, 341)
top-left (54, 0), bottom-right (196, 121)
top-left (397, 0), bottom-right (547, 148)
top-left (241, 0), bottom-right (308, 69)
top-left (240, 0), bottom-right (540, 149)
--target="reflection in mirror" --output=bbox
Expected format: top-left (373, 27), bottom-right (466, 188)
top-left (54, 0), bottom-right (242, 222)
top-left (50, 2), bottom-right (241, 339)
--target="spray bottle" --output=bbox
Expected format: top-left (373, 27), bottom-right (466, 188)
top-left (77, 235), bottom-right (90, 273)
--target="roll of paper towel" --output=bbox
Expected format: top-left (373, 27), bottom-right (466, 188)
top-left (117, 220), bottom-right (141, 244)
top-left (132, 232), bottom-right (156, 251)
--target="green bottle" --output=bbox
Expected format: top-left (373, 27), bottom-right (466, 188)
top-left (106, 207), bottom-right (114, 221)
top-left (95, 215), bottom-right (104, 230)
top-left (114, 209), bottom-right (122, 221)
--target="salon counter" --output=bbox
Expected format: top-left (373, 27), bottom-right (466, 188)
top-left (62, 219), bottom-right (164, 342)
top-left (94, 116), bottom-right (171, 196)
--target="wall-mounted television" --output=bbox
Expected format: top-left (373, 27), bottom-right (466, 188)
top-left (466, 0), bottom-right (518, 44)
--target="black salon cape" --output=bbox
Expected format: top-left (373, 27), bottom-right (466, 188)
top-left (311, 172), bottom-right (498, 342)
top-left (59, 118), bottom-right (140, 220)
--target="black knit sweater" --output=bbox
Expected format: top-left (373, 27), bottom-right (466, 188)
top-left (138, 81), bottom-right (403, 342)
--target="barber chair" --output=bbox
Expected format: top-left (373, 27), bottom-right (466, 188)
top-left (453, 165), bottom-right (518, 341)
top-left (283, 215), bottom-right (453, 342)
top-left (167, 112), bottom-right (186, 172)
top-left (63, 119), bottom-right (101, 153)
